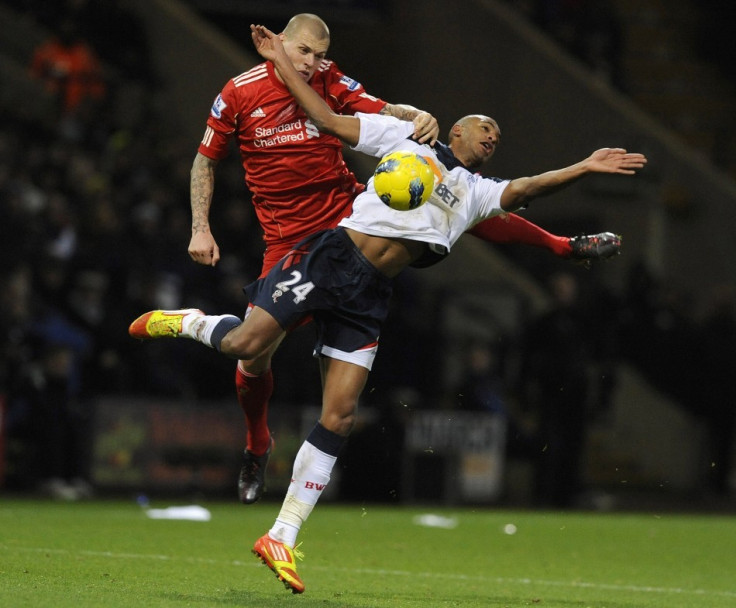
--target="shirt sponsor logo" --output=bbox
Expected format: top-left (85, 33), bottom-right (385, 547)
top-left (339, 75), bottom-right (361, 91)
top-left (253, 119), bottom-right (320, 147)
top-left (211, 94), bottom-right (227, 119)
top-left (435, 182), bottom-right (460, 208)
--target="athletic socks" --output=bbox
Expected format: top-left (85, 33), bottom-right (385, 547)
top-left (268, 423), bottom-right (346, 548)
top-left (469, 214), bottom-right (572, 257)
top-left (235, 366), bottom-right (273, 455)
top-left (184, 313), bottom-right (241, 350)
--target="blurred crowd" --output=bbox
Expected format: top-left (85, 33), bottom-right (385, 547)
top-left (448, 265), bottom-right (736, 506)
top-left (1, 0), bottom-right (735, 504)
top-left (505, 0), bottom-right (625, 90)
top-left (1, 0), bottom-right (268, 497)
top-left (506, 0), bottom-right (736, 94)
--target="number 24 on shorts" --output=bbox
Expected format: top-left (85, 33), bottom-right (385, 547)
top-left (273, 270), bottom-right (315, 304)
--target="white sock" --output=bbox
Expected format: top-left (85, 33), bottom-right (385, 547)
top-left (268, 440), bottom-right (337, 547)
top-left (183, 313), bottom-right (239, 347)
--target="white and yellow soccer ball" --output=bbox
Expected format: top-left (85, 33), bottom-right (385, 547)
top-left (373, 151), bottom-right (434, 211)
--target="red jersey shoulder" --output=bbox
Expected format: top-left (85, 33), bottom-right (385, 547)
top-left (209, 63), bottom-right (270, 120)
top-left (317, 60), bottom-right (386, 114)
top-left (199, 64), bottom-right (272, 158)
top-left (209, 60), bottom-right (384, 119)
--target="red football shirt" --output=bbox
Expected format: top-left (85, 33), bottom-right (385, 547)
top-left (198, 59), bottom-right (386, 260)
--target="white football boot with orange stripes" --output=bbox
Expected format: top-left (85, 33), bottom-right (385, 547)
top-left (252, 533), bottom-right (305, 593)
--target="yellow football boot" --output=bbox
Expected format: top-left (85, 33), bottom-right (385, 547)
top-left (252, 533), bottom-right (305, 594)
top-left (128, 309), bottom-right (203, 340)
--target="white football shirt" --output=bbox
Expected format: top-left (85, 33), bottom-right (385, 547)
top-left (338, 112), bottom-right (509, 262)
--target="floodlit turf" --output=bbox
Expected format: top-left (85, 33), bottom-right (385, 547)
top-left (1, 498), bottom-right (735, 607)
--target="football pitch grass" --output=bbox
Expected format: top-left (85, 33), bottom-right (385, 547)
top-left (1, 498), bottom-right (735, 607)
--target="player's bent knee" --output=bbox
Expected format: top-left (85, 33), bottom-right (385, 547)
top-left (221, 331), bottom-right (270, 361)
top-left (320, 407), bottom-right (357, 437)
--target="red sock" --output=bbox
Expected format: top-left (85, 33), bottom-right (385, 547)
top-left (469, 214), bottom-right (572, 257)
top-left (235, 366), bottom-right (273, 455)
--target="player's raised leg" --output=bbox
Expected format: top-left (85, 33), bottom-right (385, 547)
top-left (128, 309), bottom-right (207, 339)
top-left (468, 214), bottom-right (621, 262)
top-left (129, 306), bottom-right (286, 363)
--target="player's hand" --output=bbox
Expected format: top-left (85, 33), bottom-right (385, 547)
top-left (188, 231), bottom-right (220, 267)
top-left (412, 111), bottom-right (439, 146)
top-left (251, 24), bottom-right (282, 62)
top-left (587, 148), bottom-right (648, 174)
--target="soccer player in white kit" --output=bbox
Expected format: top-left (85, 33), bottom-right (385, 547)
top-left (129, 25), bottom-right (646, 594)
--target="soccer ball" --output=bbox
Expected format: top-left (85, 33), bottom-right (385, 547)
top-left (373, 151), bottom-right (434, 211)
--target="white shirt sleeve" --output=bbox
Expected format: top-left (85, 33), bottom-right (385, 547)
top-left (466, 173), bottom-right (510, 224)
top-left (352, 112), bottom-right (416, 159)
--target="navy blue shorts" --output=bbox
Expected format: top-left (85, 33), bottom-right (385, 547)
top-left (243, 228), bottom-right (393, 370)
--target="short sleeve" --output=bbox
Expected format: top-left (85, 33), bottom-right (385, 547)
top-left (352, 113), bottom-right (416, 159)
top-left (324, 61), bottom-right (387, 115)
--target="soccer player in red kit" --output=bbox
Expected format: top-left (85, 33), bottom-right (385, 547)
top-left (188, 13), bottom-right (620, 506)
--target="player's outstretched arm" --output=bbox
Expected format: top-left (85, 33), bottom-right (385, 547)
top-left (500, 147), bottom-right (647, 212)
top-left (189, 152), bottom-right (221, 267)
top-left (381, 103), bottom-right (439, 146)
top-left (250, 24), bottom-right (360, 146)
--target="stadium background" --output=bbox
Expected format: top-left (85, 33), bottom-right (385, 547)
top-left (1, 0), bottom-right (735, 511)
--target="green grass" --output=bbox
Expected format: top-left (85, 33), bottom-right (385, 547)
top-left (1, 498), bottom-right (735, 607)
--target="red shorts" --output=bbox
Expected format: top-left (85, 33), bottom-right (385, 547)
top-left (259, 242), bottom-right (293, 279)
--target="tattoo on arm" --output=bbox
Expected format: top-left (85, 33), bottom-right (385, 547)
top-left (190, 155), bottom-right (217, 233)
top-left (380, 103), bottom-right (420, 121)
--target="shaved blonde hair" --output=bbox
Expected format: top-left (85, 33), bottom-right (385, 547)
top-left (283, 13), bottom-right (330, 41)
